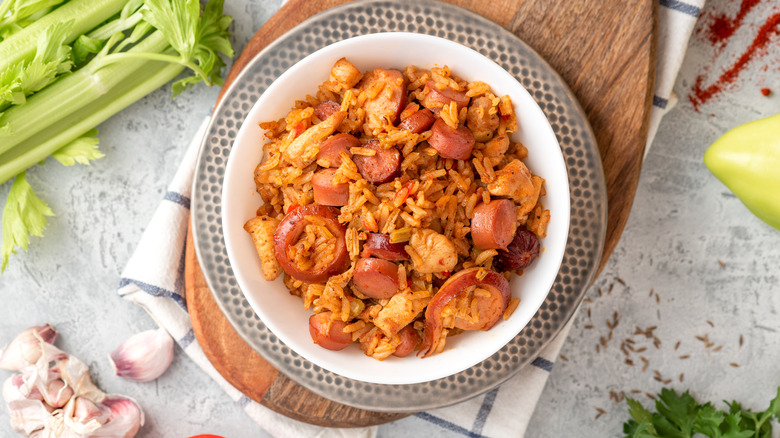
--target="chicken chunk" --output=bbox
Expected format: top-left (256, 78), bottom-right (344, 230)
top-left (244, 215), bottom-right (282, 281)
top-left (327, 58), bottom-right (363, 91)
top-left (283, 110), bottom-right (347, 168)
top-left (407, 229), bottom-right (457, 274)
top-left (372, 291), bottom-right (430, 337)
top-left (487, 159), bottom-right (543, 216)
top-left (482, 135), bottom-right (510, 162)
top-left (466, 96), bottom-right (500, 142)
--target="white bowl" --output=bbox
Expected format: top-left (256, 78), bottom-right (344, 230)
top-left (222, 32), bottom-right (570, 385)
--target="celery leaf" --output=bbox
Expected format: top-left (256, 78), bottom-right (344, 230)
top-left (0, 0), bottom-right (67, 35)
top-left (141, 0), bottom-right (199, 60)
top-left (73, 35), bottom-right (105, 67)
top-left (51, 129), bottom-right (104, 166)
top-left (1, 171), bottom-right (54, 272)
top-left (0, 20), bottom-right (72, 109)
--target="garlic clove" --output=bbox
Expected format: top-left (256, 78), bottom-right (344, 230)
top-left (91, 396), bottom-right (145, 438)
top-left (73, 396), bottom-right (110, 425)
top-left (0, 324), bottom-right (58, 371)
top-left (43, 378), bottom-right (73, 408)
top-left (109, 328), bottom-right (173, 382)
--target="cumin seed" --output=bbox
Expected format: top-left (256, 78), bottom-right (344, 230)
top-left (739, 335), bottom-right (744, 347)
top-left (616, 277), bottom-right (626, 286)
top-left (706, 320), bottom-right (714, 327)
top-left (645, 392), bottom-right (656, 400)
top-left (559, 354), bottom-right (569, 362)
top-left (679, 354), bottom-right (690, 359)
top-left (718, 260), bottom-right (726, 269)
top-left (674, 341), bottom-right (680, 350)
top-left (730, 362), bottom-right (740, 368)
top-left (679, 373), bottom-right (684, 382)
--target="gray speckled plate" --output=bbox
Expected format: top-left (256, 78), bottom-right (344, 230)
top-left (192, 0), bottom-right (606, 412)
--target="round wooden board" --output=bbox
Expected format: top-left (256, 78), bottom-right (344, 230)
top-left (185, 0), bottom-right (657, 428)
top-left (184, 227), bottom-right (407, 427)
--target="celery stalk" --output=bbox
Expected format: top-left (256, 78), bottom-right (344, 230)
top-left (0, 61), bottom-right (185, 184)
top-left (0, 0), bottom-right (234, 271)
top-left (0, 0), bottom-right (127, 73)
top-left (0, 31), bottom-right (169, 155)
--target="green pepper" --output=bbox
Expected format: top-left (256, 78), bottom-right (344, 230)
top-left (704, 113), bottom-right (780, 230)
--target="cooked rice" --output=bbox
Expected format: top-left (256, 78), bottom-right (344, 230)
top-left (245, 57), bottom-right (552, 360)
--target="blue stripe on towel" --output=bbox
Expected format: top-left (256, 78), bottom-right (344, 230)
top-left (177, 330), bottom-right (196, 349)
top-left (659, 0), bottom-right (702, 17)
top-left (237, 395), bottom-right (252, 408)
top-left (414, 412), bottom-right (488, 438)
top-left (472, 387), bottom-right (500, 435)
top-left (118, 278), bottom-right (186, 309)
top-left (163, 191), bottom-right (191, 209)
top-left (653, 95), bottom-right (668, 109)
top-left (531, 356), bottom-right (554, 372)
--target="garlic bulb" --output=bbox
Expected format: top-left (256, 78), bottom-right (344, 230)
top-left (1, 324), bottom-right (145, 437)
top-left (0, 324), bottom-right (58, 371)
top-left (109, 328), bottom-right (173, 382)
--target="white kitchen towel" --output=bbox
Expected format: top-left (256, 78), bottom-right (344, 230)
top-left (117, 2), bottom-right (704, 436)
top-left (646, 0), bottom-right (706, 155)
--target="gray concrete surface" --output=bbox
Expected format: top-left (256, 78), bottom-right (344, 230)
top-left (1, 0), bottom-right (779, 437)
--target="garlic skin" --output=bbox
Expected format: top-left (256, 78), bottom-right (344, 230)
top-left (109, 328), bottom-right (173, 382)
top-left (3, 375), bottom-right (51, 436)
top-left (0, 324), bottom-right (58, 371)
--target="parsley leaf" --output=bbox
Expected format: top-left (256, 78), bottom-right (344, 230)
top-left (1, 171), bottom-right (54, 272)
top-left (623, 387), bottom-right (780, 438)
top-left (625, 398), bottom-right (659, 437)
top-left (51, 129), bottom-right (104, 166)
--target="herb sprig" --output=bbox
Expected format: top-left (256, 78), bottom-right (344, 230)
top-left (624, 387), bottom-right (780, 438)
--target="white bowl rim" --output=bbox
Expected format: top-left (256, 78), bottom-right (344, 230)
top-left (222, 32), bottom-right (571, 385)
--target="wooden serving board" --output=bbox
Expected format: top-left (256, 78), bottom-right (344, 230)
top-left (184, 0), bottom-right (657, 428)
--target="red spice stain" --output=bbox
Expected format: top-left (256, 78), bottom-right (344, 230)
top-left (702, 0), bottom-right (762, 46)
top-left (690, 11), bottom-right (780, 110)
top-left (761, 87), bottom-right (771, 96)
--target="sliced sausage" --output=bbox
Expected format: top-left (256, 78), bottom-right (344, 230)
top-left (273, 204), bottom-right (350, 283)
top-left (313, 100), bottom-right (341, 121)
top-left (428, 118), bottom-right (475, 160)
top-left (309, 312), bottom-right (353, 351)
top-left (398, 108), bottom-right (435, 133)
top-left (352, 257), bottom-right (399, 300)
top-left (353, 140), bottom-right (401, 184)
top-left (470, 199), bottom-right (518, 250)
top-left (420, 80), bottom-right (470, 114)
top-left (360, 233), bottom-right (409, 261)
top-left (316, 133), bottom-right (360, 168)
top-left (361, 68), bottom-right (407, 132)
top-left (495, 227), bottom-right (540, 272)
top-left (420, 267), bottom-right (510, 357)
top-left (466, 96), bottom-right (500, 142)
top-left (312, 169), bottom-right (349, 206)
top-left (393, 325), bottom-right (420, 357)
